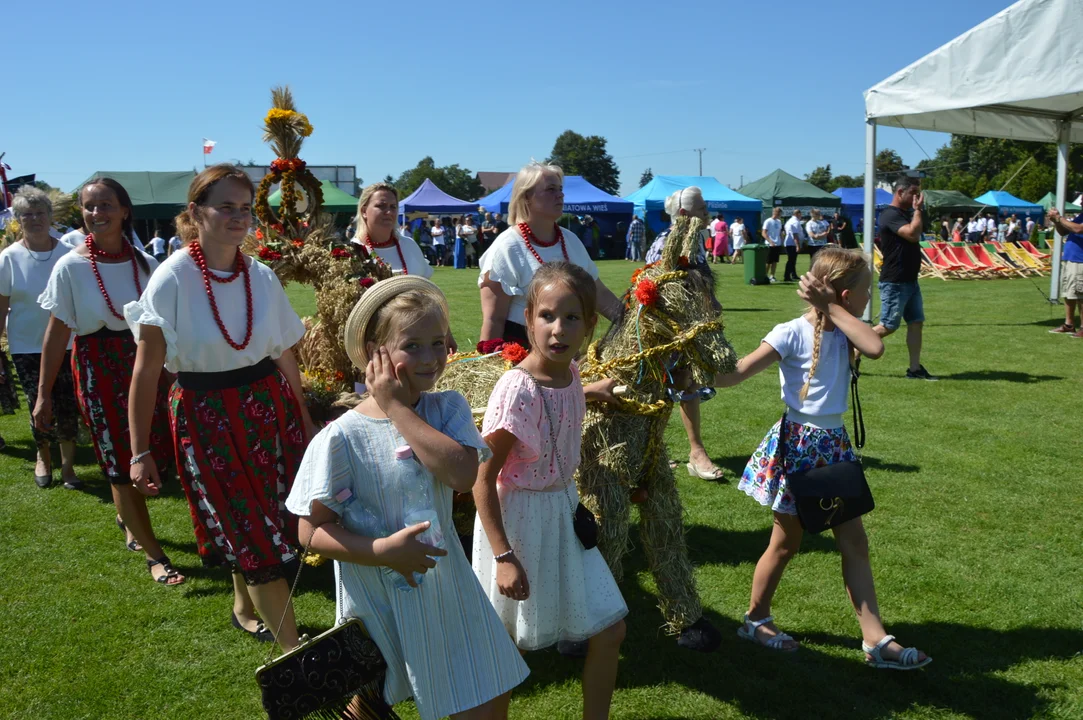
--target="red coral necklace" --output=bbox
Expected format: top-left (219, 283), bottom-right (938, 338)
top-left (188, 241), bottom-right (253, 351)
top-left (86, 234), bottom-right (142, 321)
top-left (518, 223), bottom-right (568, 264)
top-left (365, 233), bottom-right (408, 275)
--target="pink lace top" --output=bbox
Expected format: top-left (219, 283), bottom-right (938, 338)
top-left (482, 362), bottom-right (585, 492)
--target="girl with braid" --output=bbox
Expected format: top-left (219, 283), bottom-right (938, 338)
top-left (716, 247), bottom-right (931, 670)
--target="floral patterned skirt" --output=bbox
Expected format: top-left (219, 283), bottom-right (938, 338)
top-left (12, 352), bottom-right (81, 445)
top-left (72, 331), bottom-right (174, 482)
top-left (169, 367), bottom-right (305, 585)
top-left (0, 351), bottom-right (20, 416)
top-left (737, 418), bottom-right (856, 516)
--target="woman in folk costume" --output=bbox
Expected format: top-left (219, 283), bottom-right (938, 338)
top-left (35, 177), bottom-right (180, 585)
top-left (126, 165), bottom-right (316, 648)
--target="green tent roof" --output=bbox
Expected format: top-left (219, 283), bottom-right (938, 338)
top-left (80, 171), bottom-right (196, 220)
top-left (923, 189), bottom-right (983, 213)
top-left (270, 180), bottom-right (359, 214)
top-left (738, 169), bottom-right (840, 208)
top-left (1035, 192), bottom-right (1080, 212)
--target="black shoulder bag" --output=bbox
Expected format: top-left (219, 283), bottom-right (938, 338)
top-left (779, 363), bottom-right (874, 534)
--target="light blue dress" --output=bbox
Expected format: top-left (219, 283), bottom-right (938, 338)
top-left (286, 392), bottom-right (529, 720)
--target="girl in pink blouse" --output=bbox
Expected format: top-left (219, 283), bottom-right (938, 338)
top-left (473, 262), bottom-right (627, 720)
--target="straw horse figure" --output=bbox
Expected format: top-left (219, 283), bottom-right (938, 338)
top-left (437, 215), bottom-right (735, 650)
top-left (577, 215), bottom-right (736, 649)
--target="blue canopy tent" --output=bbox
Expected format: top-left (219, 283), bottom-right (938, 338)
top-left (399, 178), bottom-right (478, 218)
top-left (833, 187), bottom-right (892, 229)
top-left (477, 176), bottom-right (634, 254)
top-left (623, 175), bottom-right (762, 234)
top-left (973, 190), bottom-right (1045, 223)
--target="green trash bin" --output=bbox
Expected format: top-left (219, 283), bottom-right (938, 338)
top-left (742, 244), bottom-right (769, 285)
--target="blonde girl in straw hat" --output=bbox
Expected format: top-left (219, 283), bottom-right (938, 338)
top-left (286, 275), bottom-right (528, 720)
top-left (716, 247), bottom-right (930, 670)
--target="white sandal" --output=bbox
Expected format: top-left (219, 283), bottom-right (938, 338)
top-left (737, 614), bottom-right (798, 652)
top-left (862, 634), bottom-right (932, 670)
top-left (686, 461), bottom-right (725, 480)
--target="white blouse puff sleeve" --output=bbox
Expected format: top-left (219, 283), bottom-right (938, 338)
top-left (123, 250), bottom-right (306, 374)
top-left (477, 226), bottom-right (599, 299)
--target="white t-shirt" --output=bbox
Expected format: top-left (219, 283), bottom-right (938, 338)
top-left (149, 236), bottom-right (167, 255)
top-left (478, 225), bottom-right (599, 328)
top-left (966, 220), bottom-right (982, 234)
top-left (350, 231), bottom-right (433, 279)
top-left (58, 229), bottom-right (86, 249)
top-left (764, 315), bottom-right (850, 427)
top-left (0, 241), bottom-right (75, 353)
top-left (168, 236), bottom-right (183, 252)
top-left (783, 217), bottom-right (805, 247)
top-left (806, 219), bottom-right (830, 247)
top-left (984, 218), bottom-right (997, 233)
top-left (39, 248), bottom-right (159, 335)
top-left (123, 248), bottom-right (305, 374)
top-left (762, 217), bottom-right (782, 245)
top-left (431, 226), bottom-right (447, 245)
top-left (1026, 219), bottom-right (1035, 236)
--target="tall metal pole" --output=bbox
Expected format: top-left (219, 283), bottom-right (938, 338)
top-left (694, 148), bottom-right (706, 175)
top-left (1049, 120), bottom-right (1070, 301)
top-left (862, 120), bottom-right (877, 322)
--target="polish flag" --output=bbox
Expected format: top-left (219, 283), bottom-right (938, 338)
top-left (202, 138), bottom-right (217, 155)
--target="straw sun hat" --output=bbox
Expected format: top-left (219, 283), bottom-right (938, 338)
top-left (343, 275), bottom-right (449, 370)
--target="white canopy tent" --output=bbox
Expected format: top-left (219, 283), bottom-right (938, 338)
top-left (862, 0), bottom-right (1083, 315)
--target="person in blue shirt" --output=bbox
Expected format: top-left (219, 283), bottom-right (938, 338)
top-left (1047, 207), bottom-right (1083, 337)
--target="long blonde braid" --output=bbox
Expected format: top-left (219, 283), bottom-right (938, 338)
top-left (798, 247), bottom-right (871, 401)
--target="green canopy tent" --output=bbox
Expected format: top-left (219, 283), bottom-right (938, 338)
top-left (1036, 192), bottom-right (1080, 213)
top-left (923, 189), bottom-right (984, 217)
top-left (738, 169), bottom-right (840, 219)
top-left (79, 171), bottom-right (196, 220)
top-left (270, 180), bottom-right (359, 214)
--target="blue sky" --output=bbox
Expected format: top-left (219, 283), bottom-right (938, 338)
top-left (6, 0), bottom-right (1015, 197)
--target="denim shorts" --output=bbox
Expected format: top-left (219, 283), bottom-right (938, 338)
top-left (878, 281), bottom-right (924, 330)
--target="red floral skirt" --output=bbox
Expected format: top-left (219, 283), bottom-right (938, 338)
top-left (72, 331), bottom-right (174, 482)
top-left (169, 366), bottom-right (305, 585)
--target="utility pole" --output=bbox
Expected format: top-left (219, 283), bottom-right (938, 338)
top-left (694, 148), bottom-right (706, 175)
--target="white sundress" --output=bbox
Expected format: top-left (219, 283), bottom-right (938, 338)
top-left (286, 391), bottom-right (529, 720)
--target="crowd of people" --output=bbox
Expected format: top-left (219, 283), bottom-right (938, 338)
top-left (16, 159), bottom-right (1083, 718)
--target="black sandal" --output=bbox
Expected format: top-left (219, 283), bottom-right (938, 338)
top-left (147, 556), bottom-right (184, 586)
top-left (232, 612), bottom-right (275, 643)
top-left (116, 516), bottom-right (142, 552)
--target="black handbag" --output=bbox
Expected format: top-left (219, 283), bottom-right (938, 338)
top-left (779, 363), bottom-right (874, 534)
top-left (516, 368), bottom-right (599, 550)
top-left (256, 543), bottom-right (400, 720)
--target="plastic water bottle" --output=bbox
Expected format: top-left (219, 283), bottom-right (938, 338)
top-left (336, 488), bottom-right (417, 593)
top-left (393, 444), bottom-right (445, 590)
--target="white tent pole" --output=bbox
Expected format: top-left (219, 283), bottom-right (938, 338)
top-left (1049, 119), bottom-right (1070, 301)
top-left (862, 120), bottom-right (877, 323)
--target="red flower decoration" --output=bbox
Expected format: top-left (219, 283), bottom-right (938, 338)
top-left (272, 223), bottom-right (285, 233)
top-left (634, 278), bottom-right (659, 306)
top-left (255, 229), bottom-right (264, 240)
top-left (678, 255), bottom-right (690, 268)
top-left (476, 339), bottom-right (505, 354)
top-left (334, 371), bottom-right (345, 381)
top-left (359, 277), bottom-right (375, 288)
top-left (292, 239), bottom-right (304, 248)
top-left (331, 247), bottom-right (351, 259)
top-left (501, 342), bottom-right (528, 365)
top-left (270, 158), bottom-right (288, 172)
top-left (257, 246), bottom-right (283, 261)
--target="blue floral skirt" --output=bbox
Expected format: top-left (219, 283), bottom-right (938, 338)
top-left (738, 418), bottom-right (856, 516)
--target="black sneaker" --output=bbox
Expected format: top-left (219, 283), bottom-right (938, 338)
top-left (906, 365), bottom-right (938, 381)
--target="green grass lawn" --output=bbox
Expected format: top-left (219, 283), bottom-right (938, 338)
top-left (2, 259), bottom-right (1082, 719)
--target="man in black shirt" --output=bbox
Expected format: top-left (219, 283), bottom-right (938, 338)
top-left (873, 176), bottom-right (936, 380)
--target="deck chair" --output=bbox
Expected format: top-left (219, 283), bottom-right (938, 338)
top-left (1020, 240), bottom-right (1052, 261)
top-left (936, 243), bottom-right (992, 277)
top-left (923, 243), bottom-right (971, 278)
top-left (961, 243), bottom-right (1013, 276)
top-left (977, 243), bottom-right (1028, 277)
top-left (996, 241), bottom-right (1048, 275)
top-left (987, 243), bottom-right (1041, 277)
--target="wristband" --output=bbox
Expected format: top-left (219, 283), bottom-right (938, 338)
top-left (494, 550), bottom-right (515, 562)
top-left (129, 450), bottom-right (152, 466)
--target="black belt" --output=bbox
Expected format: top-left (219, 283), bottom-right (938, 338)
top-left (80, 326), bottom-right (133, 340)
top-left (176, 357), bottom-right (276, 391)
